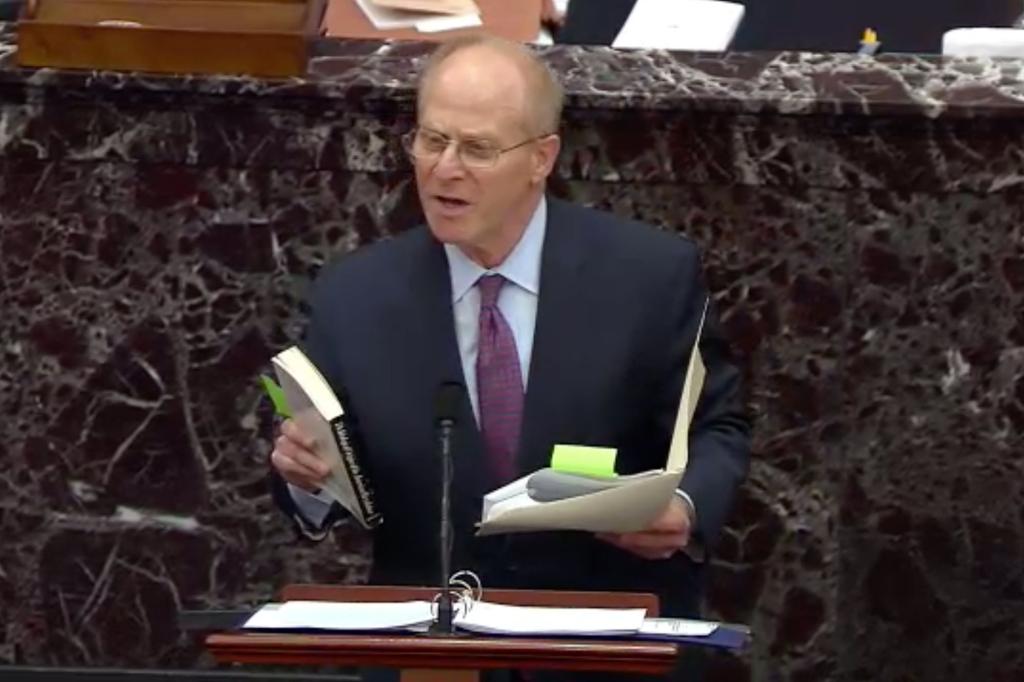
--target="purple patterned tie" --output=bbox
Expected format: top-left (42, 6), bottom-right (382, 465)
top-left (476, 274), bottom-right (523, 484)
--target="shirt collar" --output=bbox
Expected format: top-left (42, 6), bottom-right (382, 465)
top-left (444, 195), bottom-right (547, 303)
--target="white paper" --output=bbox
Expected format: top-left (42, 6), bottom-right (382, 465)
top-left (243, 603), bottom-right (288, 629)
top-left (613, 0), bottom-right (745, 52)
top-left (665, 299), bottom-right (708, 471)
top-left (353, 0), bottom-right (423, 29)
top-left (243, 599), bottom-right (650, 637)
top-left (478, 297), bottom-right (707, 536)
top-left (481, 475), bottom-right (530, 519)
top-left (244, 600), bottom-right (434, 631)
top-left (456, 601), bottom-right (647, 636)
top-left (640, 617), bottom-right (718, 638)
top-left (354, 0), bottom-right (480, 32)
top-left (942, 28), bottom-right (1024, 58)
top-left (416, 13), bottom-right (483, 32)
top-left (478, 469), bottom-right (683, 535)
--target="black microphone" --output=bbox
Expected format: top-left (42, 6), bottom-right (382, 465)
top-left (430, 381), bottom-right (463, 635)
top-left (435, 382), bottom-right (463, 426)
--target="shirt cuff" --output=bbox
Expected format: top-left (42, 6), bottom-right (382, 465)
top-left (674, 489), bottom-right (697, 524)
top-left (674, 489), bottom-right (707, 563)
top-left (288, 483), bottom-right (335, 530)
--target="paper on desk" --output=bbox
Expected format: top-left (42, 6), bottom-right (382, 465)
top-left (243, 603), bottom-right (287, 629)
top-left (353, 0), bottom-right (420, 29)
top-left (372, 0), bottom-right (478, 14)
top-left (243, 600), bottom-right (435, 631)
top-left (354, 0), bottom-right (479, 31)
top-left (416, 12), bottom-right (482, 32)
top-left (640, 617), bottom-right (718, 638)
top-left (243, 599), bottom-right (649, 637)
top-left (456, 601), bottom-right (647, 636)
top-left (942, 28), bottom-right (1024, 58)
top-left (612, 0), bottom-right (745, 52)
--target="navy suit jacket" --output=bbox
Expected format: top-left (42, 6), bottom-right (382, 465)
top-left (271, 198), bottom-right (750, 618)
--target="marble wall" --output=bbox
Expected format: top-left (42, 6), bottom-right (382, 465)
top-left (2, 32), bottom-right (1023, 681)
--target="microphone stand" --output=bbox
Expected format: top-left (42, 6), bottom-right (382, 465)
top-left (430, 382), bottom-right (462, 635)
top-left (431, 416), bottom-right (455, 634)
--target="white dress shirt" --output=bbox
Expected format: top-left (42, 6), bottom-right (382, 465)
top-left (445, 196), bottom-right (546, 422)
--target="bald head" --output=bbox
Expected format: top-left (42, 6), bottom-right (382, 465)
top-left (417, 35), bottom-right (564, 136)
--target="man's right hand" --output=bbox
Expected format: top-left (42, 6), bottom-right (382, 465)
top-left (270, 419), bottom-right (330, 492)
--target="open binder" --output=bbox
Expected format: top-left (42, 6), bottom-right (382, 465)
top-left (237, 587), bottom-right (748, 650)
top-left (197, 583), bottom-right (750, 682)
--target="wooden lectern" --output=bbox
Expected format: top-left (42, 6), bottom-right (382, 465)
top-left (17, 0), bottom-right (327, 77)
top-left (205, 584), bottom-right (679, 682)
top-left (16, 0), bottom-right (541, 77)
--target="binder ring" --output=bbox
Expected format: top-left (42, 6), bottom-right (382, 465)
top-left (449, 570), bottom-right (483, 612)
top-left (430, 569), bottom-right (482, 618)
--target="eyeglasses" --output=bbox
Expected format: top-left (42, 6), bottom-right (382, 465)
top-left (402, 127), bottom-right (551, 169)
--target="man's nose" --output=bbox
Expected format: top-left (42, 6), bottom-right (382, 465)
top-left (433, 143), bottom-right (465, 178)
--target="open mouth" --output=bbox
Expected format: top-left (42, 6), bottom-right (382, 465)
top-left (435, 195), bottom-right (471, 210)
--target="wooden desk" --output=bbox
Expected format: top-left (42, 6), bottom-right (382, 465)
top-left (323, 0), bottom-right (541, 42)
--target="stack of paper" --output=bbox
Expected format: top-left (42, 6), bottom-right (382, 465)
top-left (244, 600), bottom-right (436, 632)
top-left (240, 599), bottom-right (742, 647)
top-left (942, 28), bottom-right (1024, 58)
top-left (455, 601), bottom-right (646, 636)
top-left (479, 468), bottom-right (684, 535)
top-left (354, 0), bottom-right (483, 33)
top-left (612, 0), bottom-right (745, 52)
top-left (243, 600), bottom-right (649, 637)
top-left (477, 302), bottom-right (709, 536)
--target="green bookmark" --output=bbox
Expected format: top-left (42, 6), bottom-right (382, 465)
top-left (260, 375), bottom-right (292, 418)
top-left (550, 444), bottom-right (618, 478)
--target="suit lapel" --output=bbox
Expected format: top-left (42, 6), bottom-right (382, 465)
top-left (518, 199), bottom-right (589, 475)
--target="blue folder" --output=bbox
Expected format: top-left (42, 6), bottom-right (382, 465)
top-left (633, 623), bottom-right (750, 651)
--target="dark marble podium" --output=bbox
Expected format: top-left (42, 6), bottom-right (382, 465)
top-left (1, 25), bottom-right (1023, 682)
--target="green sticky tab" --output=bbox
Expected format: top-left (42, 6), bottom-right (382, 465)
top-left (260, 375), bottom-right (292, 418)
top-left (550, 444), bottom-right (618, 478)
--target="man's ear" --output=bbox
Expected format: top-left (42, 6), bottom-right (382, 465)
top-left (532, 134), bottom-right (562, 185)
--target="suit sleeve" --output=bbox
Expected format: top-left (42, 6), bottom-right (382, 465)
top-left (652, 245), bottom-right (751, 552)
top-left (267, 272), bottom-right (350, 539)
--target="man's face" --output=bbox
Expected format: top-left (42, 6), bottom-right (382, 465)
top-left (413, 50), bottom-right (551, 263)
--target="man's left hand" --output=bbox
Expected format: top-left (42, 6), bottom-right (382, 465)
top-left (596, 496), bottom-right (693, 560)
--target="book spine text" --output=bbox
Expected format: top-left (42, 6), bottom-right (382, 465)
top-left (330, 415), bottom-right (383, 528)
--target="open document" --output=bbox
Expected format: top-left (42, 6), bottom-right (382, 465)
top-left (241, 599), bottom-right (742, 645)
top-left (478, 302), bottom-right (709, 536)
top-left (352, 0), bottom-right (482, 32)
top-left (243, 599), bottom-right (647, 636)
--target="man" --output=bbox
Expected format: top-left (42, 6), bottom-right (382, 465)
top-left (269, 34), bottom-right (750, 681)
